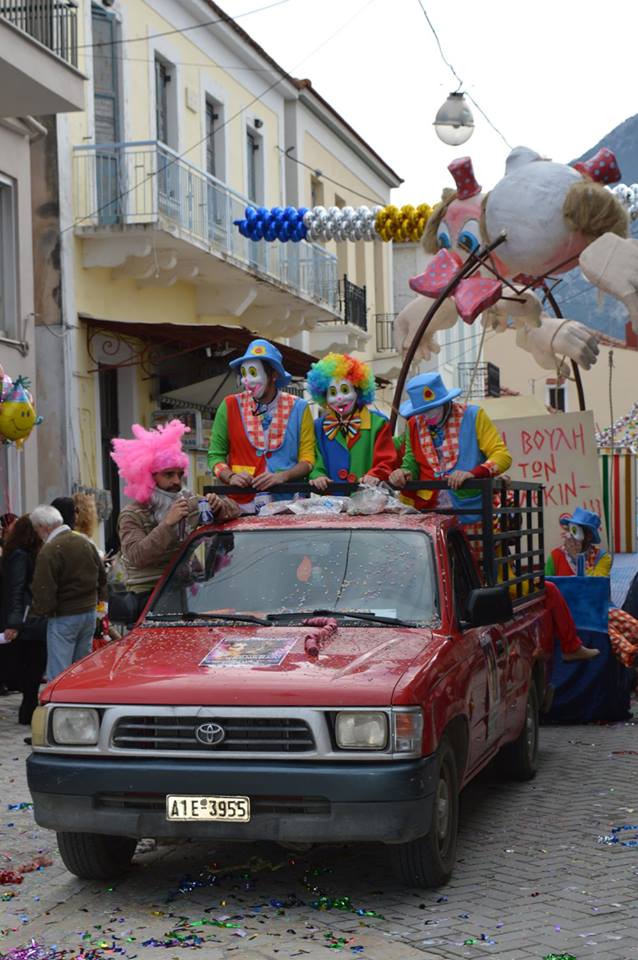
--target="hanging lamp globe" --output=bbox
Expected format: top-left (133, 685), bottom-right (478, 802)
top-left (434, 92), bottom-right (474, 146)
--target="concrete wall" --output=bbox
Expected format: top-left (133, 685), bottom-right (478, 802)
top-left (484, 328), bottom-right (637, 432)
top-left (0, 119), bottom-right (40, 514)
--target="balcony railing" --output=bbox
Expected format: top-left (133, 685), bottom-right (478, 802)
top-left (73, 140), bottom-right (339, 311)
top-left (0, 0), bottom-right (78, 66)
top-left (457, 361), bottom-right (500, 398)
top-left (375, 313), bottom-right (396, 352)
top-left (339, 276), bottom-right (367, 331)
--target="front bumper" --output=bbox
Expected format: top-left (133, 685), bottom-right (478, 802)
top-left (27, 753), bottom-right (436, 844)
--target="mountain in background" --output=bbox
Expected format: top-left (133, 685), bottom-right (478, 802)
top-left (551, 113), bottom-right (638, 342)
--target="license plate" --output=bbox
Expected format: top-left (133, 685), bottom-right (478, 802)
top-left (166, 795), bottom-right (251, 822)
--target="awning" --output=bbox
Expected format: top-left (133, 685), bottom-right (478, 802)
top-left (80, 317), bottom-right (318, 378)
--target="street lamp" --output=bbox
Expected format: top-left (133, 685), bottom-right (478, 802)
top-left (434, 92), bottom-right (474, 146)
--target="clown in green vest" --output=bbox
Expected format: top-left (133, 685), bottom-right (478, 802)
top-left (208, 339), bottom-right (315, 510)
top-left (307, 353), bottom-right (397, 491)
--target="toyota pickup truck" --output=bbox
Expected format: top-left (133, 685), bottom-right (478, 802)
top-left (27, 480), bottom-right (548, 888)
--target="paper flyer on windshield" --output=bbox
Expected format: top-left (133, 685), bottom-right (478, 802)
top-left (200, 636), bottom-right (297, 668)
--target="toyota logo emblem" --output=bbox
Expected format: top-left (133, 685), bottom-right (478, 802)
top-left (195, 722), bottom-right (226, 746)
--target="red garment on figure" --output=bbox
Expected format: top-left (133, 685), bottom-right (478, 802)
top-left (541, 580), bottom-right (582, 655)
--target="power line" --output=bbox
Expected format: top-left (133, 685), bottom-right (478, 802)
top-left (68, 0), bottom-right (378, 234)
top-left (276, 145), bottom-right (384, 206)
top-left (415, 0), bottom-right (511, 150)
top-left (78, 0), bottom-right (295, 50)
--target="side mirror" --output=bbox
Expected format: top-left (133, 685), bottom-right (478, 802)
top-left (466, 585), bottom-right (513, 628)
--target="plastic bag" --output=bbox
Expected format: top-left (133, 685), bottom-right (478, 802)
top-left (346, 483), bottom-right (419, 516)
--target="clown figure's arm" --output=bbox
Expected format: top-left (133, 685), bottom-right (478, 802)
top-left (208, 401), bottom-right (252, 487)
top-left (363, 420), bottom-right (400, 483)
top-left (389, 430), bottom-right (418, 488)
top-left (474, 408), bottom-right (512, 477)
top-left (393, 295), bottom-right (459, 363)
top-left (515, 313), bottom-right (600, 373)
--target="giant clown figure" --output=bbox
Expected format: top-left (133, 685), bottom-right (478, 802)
top-left (395, 146), bottom-right (634, 380)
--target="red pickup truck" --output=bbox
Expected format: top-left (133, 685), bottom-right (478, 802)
top-left (27, 481), bottom-right (547, 888)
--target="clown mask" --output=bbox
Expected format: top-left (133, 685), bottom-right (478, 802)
top-left (327, 379), bottom-right (358, 416)
top-left (566, 522), bottom-right (585, 544)
top-left (240, 359), bottom-right (269, 399)
top-left (424, 404), bottom-right (446, 427)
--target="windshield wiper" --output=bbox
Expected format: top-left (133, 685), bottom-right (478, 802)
top-left (145, 612), bottom-right (271, 626)
top-left (267, 609), bottom-right (413, 627)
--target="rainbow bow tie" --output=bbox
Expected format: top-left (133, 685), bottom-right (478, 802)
top-left (323, 413), bottom-right (362, 442)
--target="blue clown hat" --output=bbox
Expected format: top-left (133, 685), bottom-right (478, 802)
top-left (229, 339), bottom-right (292, 389)
top-left (559, 507), bottom-right (602, 544)
top-left (399, 372), bottom-right (462, 419)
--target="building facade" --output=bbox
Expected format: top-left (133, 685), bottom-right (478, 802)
top-left (0, 2), bottom-right (85, 516)
top-left (37, 0), bottom-right (401, 546)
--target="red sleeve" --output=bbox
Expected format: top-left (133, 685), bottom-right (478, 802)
top-left (470, 464), bottom-right (491, 478)
top-left (367, 420), bottom-right (400, 481)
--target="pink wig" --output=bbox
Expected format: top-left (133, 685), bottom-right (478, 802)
top-left (110, 420), bottom-right (190, 503)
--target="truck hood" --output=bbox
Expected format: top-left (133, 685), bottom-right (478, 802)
top-left (43, 624), bottom-right (436, 707)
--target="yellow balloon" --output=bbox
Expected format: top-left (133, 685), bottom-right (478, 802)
top-left (0, 396), bottom-right (37, 444)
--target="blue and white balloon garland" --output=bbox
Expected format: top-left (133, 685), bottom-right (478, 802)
top-left (233, 203), bottom-right (434, 243)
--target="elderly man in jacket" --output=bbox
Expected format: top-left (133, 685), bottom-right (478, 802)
top-left (31, 504), bottom-right (107, 681)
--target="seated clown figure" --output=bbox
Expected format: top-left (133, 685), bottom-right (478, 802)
top-left (389, 371), bottom-right (512, 512)
top-left (208, 339), bottom-right (315, 511)
top-left (390, 373), bottom-right (597, 662)
top-left (546, 508), bottom-right (638, 668)
top-left (307, 353), bottom-right (398, 491)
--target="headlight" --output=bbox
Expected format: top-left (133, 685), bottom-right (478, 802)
top-left (51, 708), bottom-right (100, 745)
top-left (335, 712), bottom-right (388, 750)
top-left (392, 709), bottom-right (423, 753)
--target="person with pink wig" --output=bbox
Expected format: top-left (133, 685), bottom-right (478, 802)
top-left (111, 420), bottom-right (239, 615)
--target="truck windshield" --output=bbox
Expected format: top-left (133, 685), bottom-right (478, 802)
top-left (149, 528), bottom-right (437, 625)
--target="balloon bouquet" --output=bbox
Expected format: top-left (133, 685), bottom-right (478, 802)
top-left (0, 365), bottom-right (42, 449)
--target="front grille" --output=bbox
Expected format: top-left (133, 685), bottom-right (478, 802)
top-left (111, 716), bottom-right (316, 753)
top-left (97, 793), bottom-right (330, 816)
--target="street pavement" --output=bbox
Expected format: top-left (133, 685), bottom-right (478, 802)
top-left (2, 688), bottom-right (638, 960)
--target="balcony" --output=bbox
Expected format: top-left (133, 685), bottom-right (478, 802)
top-left (458, 361), bottom-right (501, 399)
top-left (73, 140), bottom-right (341, 336)
top-left (339, 276), bottom-right (367, 331)
top-left (0, 1), bottom-right (84, 115)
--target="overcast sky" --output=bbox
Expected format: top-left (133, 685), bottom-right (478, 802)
top-left (222, 0), bottom-right (638, 205)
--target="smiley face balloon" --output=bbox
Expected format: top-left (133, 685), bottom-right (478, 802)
top-left (0, 376), bottom-right (42, 448)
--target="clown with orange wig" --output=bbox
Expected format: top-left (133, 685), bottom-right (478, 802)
top-left (307, 353), bottom-right (398, 491)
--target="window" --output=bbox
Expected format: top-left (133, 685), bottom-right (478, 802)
top-left (246, 128), bottom-right (262, 203)
top-left (155, 57), bottom-right (171, 146)
top-left (151, 529), bottom-right (438, 625)
top-left (447, 531), bottom-right (480, 626)
top-left (205, 100), bottom-right (218, 179)
top-left (310, 175), bottom-right (324, 207)
top-left (0, 176), bottom-right (18, 340)
top-left (547, 382), bottom-right (566, 412)
top-left (92, 5), bottom-right (121, 224)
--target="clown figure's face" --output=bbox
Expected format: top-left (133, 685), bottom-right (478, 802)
top-left (424, 404), bottom-right (446, 427)
top-left (327, 378), bottom-right (358, 416)
top-left (240, 359), bottom-right (268, 400)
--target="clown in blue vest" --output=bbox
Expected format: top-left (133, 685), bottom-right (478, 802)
top-left (389, 372), bottom-right (512, 519)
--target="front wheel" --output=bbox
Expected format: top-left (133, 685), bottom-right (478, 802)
top-left (390, 737), bottom-right (459, 888)
top-left (499, 683), bottom-right (539, 781)
top-left (56, 832), bottom-right (137, 880)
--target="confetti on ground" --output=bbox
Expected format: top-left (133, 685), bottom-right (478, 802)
top-left (543, 954), bottom-right (577, 960)
top-left (598, 824), bottom-right (638, 846)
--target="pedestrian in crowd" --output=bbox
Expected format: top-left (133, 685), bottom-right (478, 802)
top-left (30, 504), bottom-right (107, 681)
top-left (0, 511), bottom-right (18, 694)
top-left (50, 497), bottom-right (78, 530)
top-left (73, 492), bottom-right (98, 542)
top-left (2, 515), bottom-right (47, 723)
top-left (110, 419), bottom-right (240, 621)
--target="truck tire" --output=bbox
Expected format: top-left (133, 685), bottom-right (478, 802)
top-left (390, 737), bottom-right (459, 888)
top-left (499, 683), bottom-right (539, 781)
top-left (56, 832), bottom-right (137, 880)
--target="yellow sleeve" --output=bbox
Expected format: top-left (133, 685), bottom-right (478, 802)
top-left (475, 408), bottom-right (512, 476)
top-left (593, 552), bottom-right (612, 577)
top-left (298, 405), bottom-right (316, 466)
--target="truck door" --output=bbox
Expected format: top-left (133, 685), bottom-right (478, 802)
top-left (448, 532), bottom-right (507, 767)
